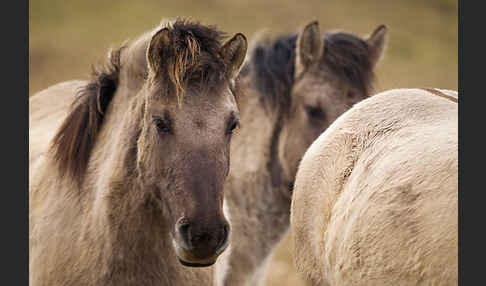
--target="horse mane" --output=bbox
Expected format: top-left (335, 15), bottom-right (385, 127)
top-left (248, 31), bottom-right (375, 112)
top-left (147, 18), bottom-right (229, 105)
top-left (250, 34), bottom-right (297, 111)
top-left (49, 46), bottom-right (123, 183)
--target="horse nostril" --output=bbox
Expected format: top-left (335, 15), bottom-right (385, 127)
top-left (217, 223), bottom-right (230, 251)
top-left (222, 223), bottom-right (230, 239)
top-left (176, 218), bottom-right (193, 250)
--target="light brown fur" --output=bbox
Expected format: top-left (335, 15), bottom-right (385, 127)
top-left (216, 22), bottom-right (386, 286)
top-left (290, 88), bottom-right (458, 285)
top-left (30, 19), bottom-right (247, 286)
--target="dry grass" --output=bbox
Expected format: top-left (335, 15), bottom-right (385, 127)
top-left (29, 1), bottom-right (457, 285)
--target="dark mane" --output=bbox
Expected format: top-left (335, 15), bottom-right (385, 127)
top-left (49, 46), bottom-right (123, 183)
top-left (148, 19), bottom-right (229, 103)
top-left (322, 32), bottom-right (374, 94)
top-left (248, 31), bottom-right (375, 111)
top-left (250, 34), bottom-right (297, 111)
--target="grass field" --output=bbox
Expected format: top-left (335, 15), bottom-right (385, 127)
top-left (29, 1), bottom-right (457, 285)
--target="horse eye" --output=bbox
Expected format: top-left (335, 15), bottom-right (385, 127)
top-left (305, 106), bottom-right (326, 121)
top-left (347, 90), bottom-right (358, 100)
top-left (153, 117), bottom-right (171, 134)
top-left (190, 72), bottom-right (202, 82)
top-left (227, 119), bottom-right (240, 135)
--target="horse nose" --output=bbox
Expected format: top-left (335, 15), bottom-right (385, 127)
top-left (175, 217), bottom-right (230, 259)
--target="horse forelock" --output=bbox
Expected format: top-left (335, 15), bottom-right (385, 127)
top-left (49, 46), bottom-right (124, 184)
top-left (147, 18), bottom-right (230, 105)
top-left (322, 32), bottom-right (375, 95)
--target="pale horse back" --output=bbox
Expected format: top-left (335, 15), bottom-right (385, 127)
top-left (290, 88), bottom-right (458, 285)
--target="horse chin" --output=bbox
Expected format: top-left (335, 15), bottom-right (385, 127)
top-left (172, 239), bottom-right (220, 268)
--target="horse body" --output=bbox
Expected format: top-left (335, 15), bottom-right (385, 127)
top-left (290, 88), bottom-right (458, 285)
top-left (30, 19), bottom-right (247, 286)
top-left (217, 21), bottom-right (386, 285)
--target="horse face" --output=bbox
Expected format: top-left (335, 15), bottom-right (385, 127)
top-left (137, 84), bottom-right (238, 266)
top-left (135, 28), bottom-right (247, 267)
top-left (278, 22), bottom-right (386, 182)
top-left (279, 66), bottom-right (366, 182)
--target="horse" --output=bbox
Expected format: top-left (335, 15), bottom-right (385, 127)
top-left (215, 20), bottom-right (387, 285)
top-left (290, 88), bottom-right (458, 285)
top-left (29, 19), bottom-right (247, 286)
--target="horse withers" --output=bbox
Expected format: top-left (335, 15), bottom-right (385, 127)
top-left (29, 19), bottom-right (247, 286)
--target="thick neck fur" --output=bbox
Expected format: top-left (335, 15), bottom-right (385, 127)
top-left (231, 75), bottom-right (293, 200)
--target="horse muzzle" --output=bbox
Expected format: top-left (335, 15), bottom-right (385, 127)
top-left (172, 216), bottom-right (230, 267)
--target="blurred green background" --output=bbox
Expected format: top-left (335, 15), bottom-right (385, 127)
top-left (29, 0), bottom-right (458, 285)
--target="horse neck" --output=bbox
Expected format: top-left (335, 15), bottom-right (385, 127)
top-left (231, 80), bottom-right (291, 198)
top-left (220, 81), bottom-right (292, 283)
top-left (85, 84), bottom-right (140, 192)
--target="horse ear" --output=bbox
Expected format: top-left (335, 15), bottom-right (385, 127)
top-left (295, 20), bottom-right (323, 79)
top-left (366, 24), bottom-right (387, 68)
top-left (221, 33), bottom-right (248, 80)
top-left (146, 27), bottom-right (171, 74)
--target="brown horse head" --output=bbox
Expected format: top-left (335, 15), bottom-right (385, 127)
top-left (281, 21), bottom-right (386, 180)
top-left (247, 21), bottom-right (386, 184)
top-left (136, 20), bottom-right (247, 267)
top-left (50, 19), bottom-right (247, 268)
